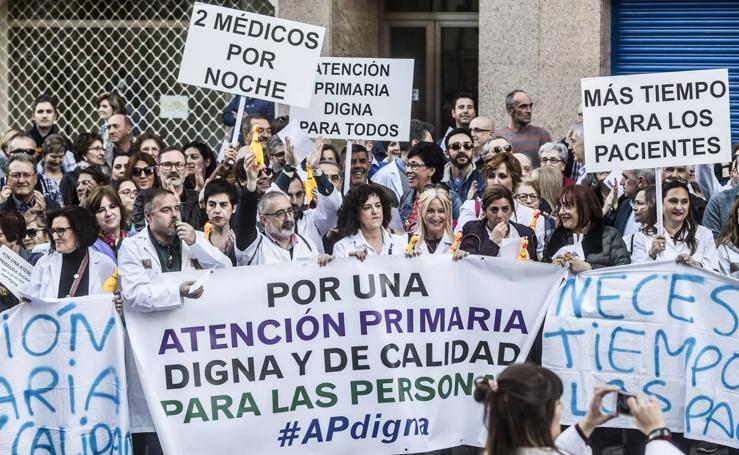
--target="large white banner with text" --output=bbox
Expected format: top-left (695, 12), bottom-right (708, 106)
top-left (543, 261), bottom-right (739, 449)
top-left (125, 255), bottom-right (566, 455)
top-left (0, 295), bottom-right (129, 453)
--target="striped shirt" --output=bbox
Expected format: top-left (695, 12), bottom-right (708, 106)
top-left (494, 125), bottom-right (552, 167)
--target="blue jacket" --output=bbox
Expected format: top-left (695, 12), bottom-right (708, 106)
top-left (703, 186), bottom-right (739, 239)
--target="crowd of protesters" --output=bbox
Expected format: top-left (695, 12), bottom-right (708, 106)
top-left (0, 90), bottom-right (737, 455)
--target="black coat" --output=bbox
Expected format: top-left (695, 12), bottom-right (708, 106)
top-left (544, 221), bottom-right (630, 269)
top-left (459, 219), bottom-right (538, 261)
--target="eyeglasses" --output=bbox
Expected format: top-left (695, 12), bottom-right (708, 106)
top-left (88, 146), bottom-right (104, 152)
top-left (492, 144), bottom-right (512, 153)
top-left (10, 148), bottom-right (36, 155)
top-left (49, 227), bottom-right (71, 237)
top-left (540, 158), bottom-right (563, 165)
top-left (471, 127), bottom-right (491, 134)
top-left (131, 165), bottom-right (156, 177)
top-left (25, 228), bottom-right (41, 237)
top-left (556, 202), bottom-right (576, 213)
top-left (449, 142), bottom-right (473, 151)
top-left (118, 189), bottom-right (138, 197)
top-left (158, 162), bottom-right (186, 172)
top-left (515, 193), bottom-right (539, 202)
top-left (263, 208), bottom-right (294, 219)
top-left (8, 172), bottom-right (35, 181)
top-left (407, 162), bottom-right (427, 171)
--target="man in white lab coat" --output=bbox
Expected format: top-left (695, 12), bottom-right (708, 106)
top-left (118, 187), bottom-right (231, 453)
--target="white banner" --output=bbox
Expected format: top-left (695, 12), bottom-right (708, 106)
top-left (542, 261), bottom-right (739, 449)
top-left (0, 295), bottom-right (129, 453)
top-left (581, 69), bottom-right (732, 172)
top-left (177, 2), bottom-right (325, 108)
top-left (125, 255), bottom-right (566, 455)
top-left (0, 245), bottom-right (32, 298)
top-left (290, 57), bottom-right (414, 140)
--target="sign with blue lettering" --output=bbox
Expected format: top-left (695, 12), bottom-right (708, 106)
top-left (0, 295), bottom-right (129, 453)
top-left (542, 261), bottom-right (739, 449)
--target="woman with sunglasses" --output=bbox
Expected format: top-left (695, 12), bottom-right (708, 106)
top-left (716, 197), bottom-right (739, 278)
top-left (632, 179), bottom-right (716, 268)
top-left (459, 185), bottom-right (537, 260)
top-left (83, 186), bottom-right (133, 264)
top-left (60, 132), bottom-right (109, 205)
top-left (126, 152), bottom-right (160, 191)
top-left (544, 185), bottom-right (630, 272)
top-left (334, 183), bottom-right (406, 259)
top-left (23, 208), bottom-right (50, 263)
top-left (26, 206), bottom-right (116, 299)
top-left (399, 142), bottom-right (448, 233)
top-left (405, 187), bottom-right (456, 256)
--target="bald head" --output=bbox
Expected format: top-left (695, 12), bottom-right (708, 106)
top-left (469, 116), bottom-right (494, 152)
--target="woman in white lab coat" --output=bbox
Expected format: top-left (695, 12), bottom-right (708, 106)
top-left (26, 206), bottom-right (116, 299)
top-left (406, 186), bottom-right (456, 256)
top-left (632, 179), bottom-right (716, 269)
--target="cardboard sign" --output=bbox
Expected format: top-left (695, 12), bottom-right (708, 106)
top-left (290, 57), bottom-right (414, 140)
top-left (178, 3), bottom-right (325, 108)
top-left (581, 69), bottom-right (731, 172)
top-left (0, 245), bottom-right (32, 297)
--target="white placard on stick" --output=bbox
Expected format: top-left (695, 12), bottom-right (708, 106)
top-left (581, 69), bottom-right (731, 172)
top-left (178, 2), bottom-right (325, 108)
top-left (0, 245), bottom-right (32, 298)
top-left (290, 57), bottom-right (414, 141)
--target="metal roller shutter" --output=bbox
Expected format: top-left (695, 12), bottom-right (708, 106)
top-left (612, 0), bottom-right (739, 143)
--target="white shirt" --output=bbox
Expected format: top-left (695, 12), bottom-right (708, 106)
top-left (715, 243), bottom-right (739, 278)
top-left (333, 229), bottom-right (407, 257)
top-left (631, 225), bottom-right (717, 269)
top-left (417, 231), bottom-right (455, 255)
top-left (236, 230), bottom-right (318, 266)
top-left (26, 247), bottom-right (116, 299)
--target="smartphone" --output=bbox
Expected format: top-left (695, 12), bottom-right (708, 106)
top-left (616, 391), bottom-right (635, 415)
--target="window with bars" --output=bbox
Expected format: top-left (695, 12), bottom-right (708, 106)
top-left (1, 0), bottom-right (275, 152)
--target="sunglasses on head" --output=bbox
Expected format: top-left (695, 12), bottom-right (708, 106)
top-left (448, 142), bottom-right (473, 151)
top-left (131, 165), bottom-right (156, 177)
top-left (493, 144), bottom-right (512, 153)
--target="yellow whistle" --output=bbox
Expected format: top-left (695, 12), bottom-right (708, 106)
top-left (405, 234), bottom-right (419, 254)
top-left (250, 128), bottom-right (265, 167)
top-left (448, 231), bottom-right (463, 253)
top-left (102, 268), bottom-right (119, 293)
top-left (517, 238), bottom-right (529, 261)
top-left (304, 164), bottom-right (317, 204)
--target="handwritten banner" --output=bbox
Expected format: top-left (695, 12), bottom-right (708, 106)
top-left (124, 255), bottom-right (566, 454)
top-left (542, 261), bottom-right (739, 449)
top-left (0, 295), bottom-right (129, 453)
top-left (0, 245), bottom-right (32, 298)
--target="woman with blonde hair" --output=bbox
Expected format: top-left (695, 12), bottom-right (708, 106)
top-left (532, 166), bottom-right (563, 217)
top-left (406, 187), bottom-right (455, 255)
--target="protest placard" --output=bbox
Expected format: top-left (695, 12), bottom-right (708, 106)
top-left (0, 245), bottom-right (32, 298)
top-left (124, 255), bottom-right (566, 455)
top-left (542, 261), bottom-right (739, 449)
top-left (581, 69), bottom-right (732, 172)
top-left (0, 295), bottom-right (129, 453)
top-left (290, 57), bottom-right (414, 141)
top-left (177, 2), bottom-right (325, 108)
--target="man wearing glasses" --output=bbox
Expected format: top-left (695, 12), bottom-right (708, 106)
top-left (0, 133), bottom-right (63, 206)
top-left (441, 128), bottom-right (485, 203)
top-left (157, 148), bottom-right (204, 229)
top-left (469, 116), bottom-right (494, 164)
top-left (234, 151), bottom-right (333, 266)
top-left (0, 154), bottom-right (61, 214)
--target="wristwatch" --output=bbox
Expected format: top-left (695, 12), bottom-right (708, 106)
top-left (647, 427), bottom-right (672, 442)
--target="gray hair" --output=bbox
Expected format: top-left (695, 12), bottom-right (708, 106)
top-left (571, 121), bottom-right (583, 140)
top-left (257, 191), bottom-right (289, 216)
top-left (538, 142), bottom-right (568, 162)
top-left (636, 168), bottom-right (656, 186)
top-left (5, 152), bottom-right (36, 173)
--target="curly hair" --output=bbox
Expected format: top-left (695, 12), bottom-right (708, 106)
top-left (336, 183), bottom-right (393, 238)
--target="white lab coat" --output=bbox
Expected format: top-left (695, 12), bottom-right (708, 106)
top-left (118, 228), bottom-right (231, 432)
top-left (26, 247), bottom-right (116, 299)
top-left (333, 229), bottom-right (407, 257)
top-left (715, 243), bottom-right (739, 278)
top-left (236, 231), bottom-right (319, 266)
top-left (416, 231), bottom-right (455, 255)
top-left (631, 225), bottom-right (718, 269)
